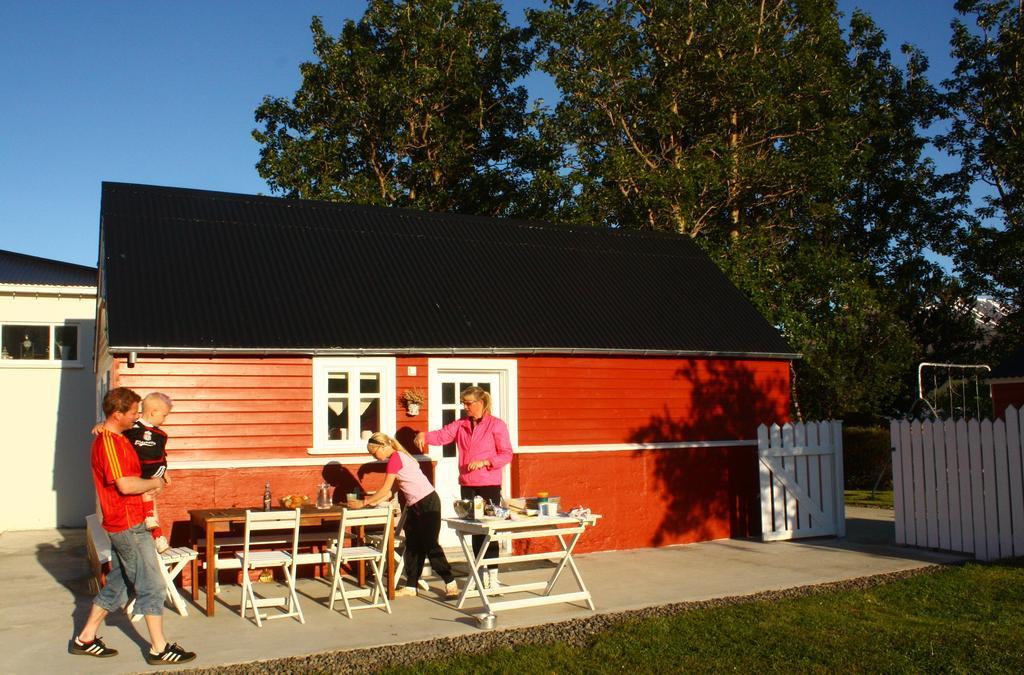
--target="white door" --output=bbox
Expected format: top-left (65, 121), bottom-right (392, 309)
top-left (427, 360), bottom-right (517, 549)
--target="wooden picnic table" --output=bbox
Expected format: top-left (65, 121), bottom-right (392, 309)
top-left (189, 505), bottom-right (395, 616)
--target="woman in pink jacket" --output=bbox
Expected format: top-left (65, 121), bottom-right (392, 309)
top-left (414, 386), bottom-right (513, 589)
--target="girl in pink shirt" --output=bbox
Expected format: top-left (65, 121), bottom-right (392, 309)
top-left (348, 432), bottom-right (457, 598)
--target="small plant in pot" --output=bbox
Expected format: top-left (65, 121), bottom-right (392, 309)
top-left (401, 388), bottom-right (425, 416)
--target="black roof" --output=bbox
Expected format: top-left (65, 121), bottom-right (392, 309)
top-left (990, 345), bottom-right (1024, 379)
top-left (0, 249), bottom-right (96, 286)
top-left (99, 182), bottom-right (796, 358)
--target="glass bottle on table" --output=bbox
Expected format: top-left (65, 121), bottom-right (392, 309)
top-left (263, 482), bottom-right (272, 511)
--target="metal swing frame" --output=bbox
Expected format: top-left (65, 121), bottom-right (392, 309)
top-left (915, 362), bottom-right (992, 420)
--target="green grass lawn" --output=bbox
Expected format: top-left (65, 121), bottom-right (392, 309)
top-left (845, 489), bottom-right (894, 509)
top-left (386, 562), bottom-right (1024, 674)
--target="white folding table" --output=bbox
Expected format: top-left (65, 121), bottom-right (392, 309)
top-left (444, 514), bottom-right (600, 614)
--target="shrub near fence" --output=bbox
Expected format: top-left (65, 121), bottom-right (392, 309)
top-left (844, 426), bottom-right (892, 490)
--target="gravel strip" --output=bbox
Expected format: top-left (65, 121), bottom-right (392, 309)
top-left (174, 565), bottom-right (948, 675)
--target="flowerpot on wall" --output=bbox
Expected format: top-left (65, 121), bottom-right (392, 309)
top-left (406, 403), bottom-right (420, 416)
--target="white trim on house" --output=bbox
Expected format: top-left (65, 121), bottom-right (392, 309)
top-left (182, 440), bottom-right (757, 469)
top-left (516, 439), bottom-right (757, 453)
top-left (107, 345), bottom-right (801, 360)
top-left (0, 361), bottom-right (85, 370)
top-left (426, 358), bottom-right (519, 526)
top-left (426, 357), bottom-right (520, 446)
top-left (310, 356), bottom-right (396, 455)
top-left (0, 283), bottom-right (96, 297)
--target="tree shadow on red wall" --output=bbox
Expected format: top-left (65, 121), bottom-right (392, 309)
top-left (628, 360), bottom-right (789, 546)
top-left (322, 462), bottom-right (365, 504)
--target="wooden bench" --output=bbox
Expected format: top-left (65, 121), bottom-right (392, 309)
top-left (195, 530), bottom-right (341, 572)
top-left (85, 514), bottom-right (198, 616)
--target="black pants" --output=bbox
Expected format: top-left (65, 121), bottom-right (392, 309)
top-left (403, 491), bottom-right (454, 587)
top-left (460, 484), bottom-right (503, 571)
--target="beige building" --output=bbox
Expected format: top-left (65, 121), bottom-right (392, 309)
top-left (0, 250), bottom-right (96, 531)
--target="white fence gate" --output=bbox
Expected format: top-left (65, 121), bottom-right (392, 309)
top-left (891, 406), bottom-right (1024, 561)
top-left (757, 421), bottom-right (845, 541)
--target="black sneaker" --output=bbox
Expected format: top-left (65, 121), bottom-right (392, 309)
top-left (146, 642), bottom-right (196, 666)
top-left (69, 636), bottom-right (118, 658)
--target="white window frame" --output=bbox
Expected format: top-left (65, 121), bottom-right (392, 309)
top-left (309, 357), bottom-right (396, 456)
top-left (0, 322), bottom-right (82, 368)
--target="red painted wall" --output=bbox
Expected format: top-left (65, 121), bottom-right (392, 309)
top-left (517, 356), bottom-right (790, 444)
top-left (512, 356), bottom-right (790, 551)
top-left (114, 357), bottom-right (314, 461)
top-left (993, 382), bottom-right (1024, 417)
top-left (111, 353), bottom-right (790, 557)
top-left (513, 446), bottom-right (760, 554)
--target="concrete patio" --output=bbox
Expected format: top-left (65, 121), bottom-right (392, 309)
top-left (1, 507), bottom-right (968, 674)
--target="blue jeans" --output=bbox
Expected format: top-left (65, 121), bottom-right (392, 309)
top-left (95, 522), bottom-right (165, 616)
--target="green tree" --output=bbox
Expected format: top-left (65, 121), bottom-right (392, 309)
top-left (253, 0), bottom-right (556, 218)
top-left (838, 11), bottom-right (983, 395)
top-left (531, 0), bottom-right (959, 417)
top-left (529, 0), bottom-right (858, 240)
top-left (940, 0), bottom-right (1024, 359)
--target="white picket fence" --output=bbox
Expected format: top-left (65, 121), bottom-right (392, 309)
top-left (891, 406), bottom-right (1024, 561)
top-left (757, 420), bottom-right (845, 541)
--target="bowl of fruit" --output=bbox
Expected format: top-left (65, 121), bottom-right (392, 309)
top-left (280, 494), bottom-right (310, 509)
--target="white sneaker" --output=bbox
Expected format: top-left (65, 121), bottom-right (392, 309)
top-left (417, 579), bottom-right (430, 592)
top-left (444, 580), bottom-right (459, 598)
top-left (154, 536), bottom-right (170, 553)
top-left (394, 586), bottom-right (417, 598)
top-left (144, 516), bottom-right (159, 531)
top-left (488, 570), bottom-right (501, 594)
top-left (481, 572), bottom-right (491, 590)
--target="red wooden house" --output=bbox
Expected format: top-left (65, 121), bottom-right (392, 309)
top-left (96, 182), bottom-right (797, 555)
top-left (990, 345), bottom-right (1024, 414)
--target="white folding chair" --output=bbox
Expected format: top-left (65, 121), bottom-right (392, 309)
top-left (88, 515), bottom-right (197, 618)
top-left (328, 505), bottom-right (394, 618)
top-left (159, 547), bottom-right (199, 616)
top-left (366, 501), bottom-right (427, 591)
top-left (236, 509), bottom-right (305, 627)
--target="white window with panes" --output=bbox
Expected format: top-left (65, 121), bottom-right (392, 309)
top-left (0, 322), bottom-right (80, 364)
top-left (310, 357), bottom-right (396, 454)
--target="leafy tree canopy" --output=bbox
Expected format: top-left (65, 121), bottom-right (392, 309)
top-left (254, 0), bottom-right (1012, 419)
top-left (253, 0), bottom-right (557, 218)
top-left (940, 0), bottom-right (1023, 361)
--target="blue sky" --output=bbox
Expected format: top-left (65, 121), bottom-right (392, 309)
top-left (1, 1), bottom-right (965, 268)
